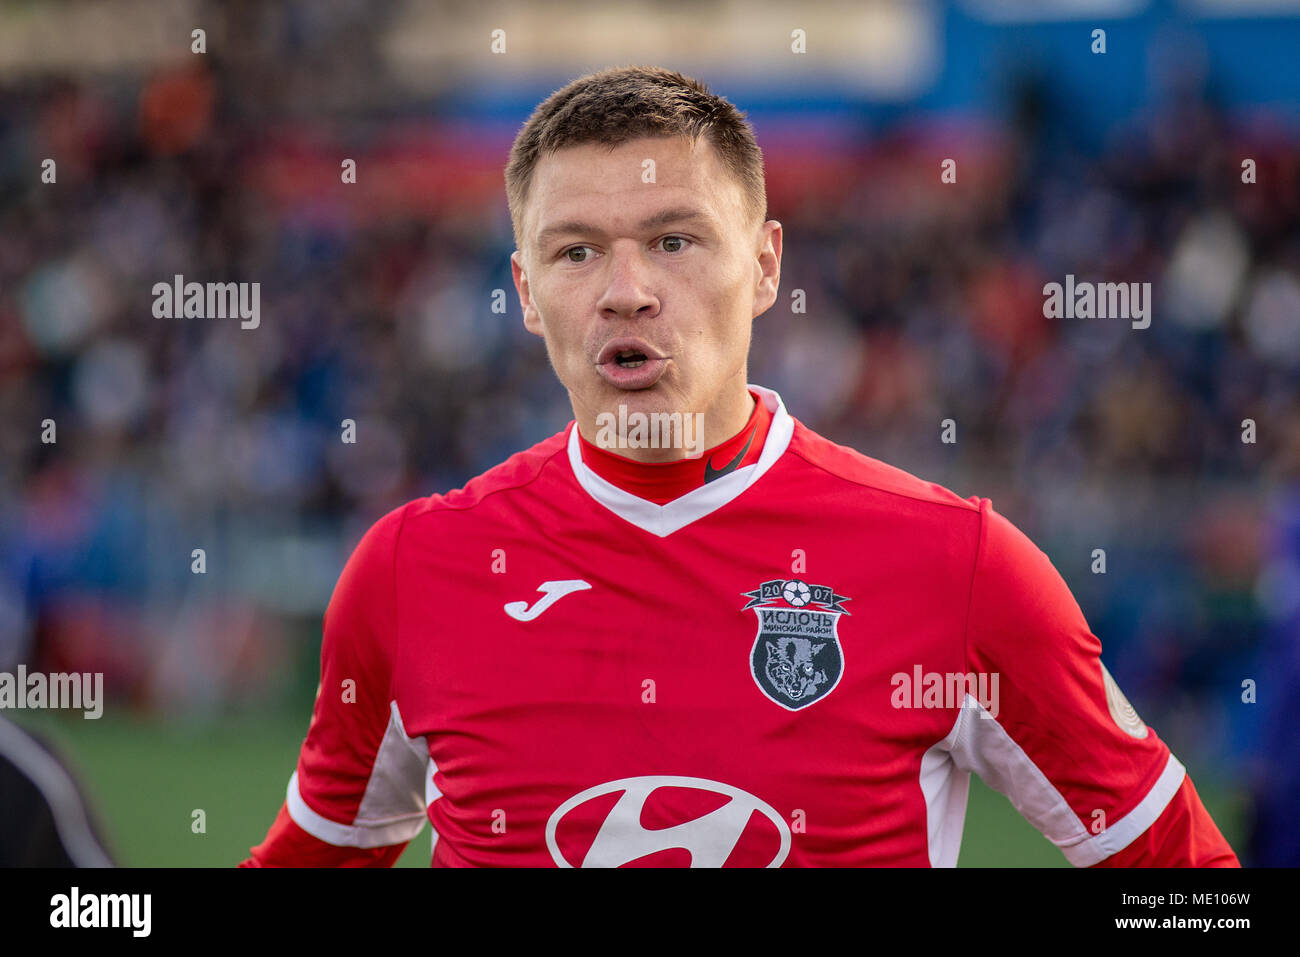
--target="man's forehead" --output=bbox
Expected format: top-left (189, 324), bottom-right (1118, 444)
top-left (534, 135), bottom-right (714, 181)
top-left (524, 135), bottom-right (741, 241)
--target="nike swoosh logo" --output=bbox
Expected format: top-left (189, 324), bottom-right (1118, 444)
top-left (703, 426), bottom-right (757, 484)
top-left (503, 580), bottom-right (592, 621)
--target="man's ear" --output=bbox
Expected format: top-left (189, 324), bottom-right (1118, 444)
top-left (752, 220), bottom-right (783, 320)
top-left (511, 249), bottom-right (544, 336)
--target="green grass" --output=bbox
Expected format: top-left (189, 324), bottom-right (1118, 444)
top-left (7, 708), bottom-right (429, 868)
top-left (7, 710), bottom-right (1245, 867)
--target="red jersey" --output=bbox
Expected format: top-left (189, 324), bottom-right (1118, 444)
top-left (242, 385), bottom-right (1238, 867)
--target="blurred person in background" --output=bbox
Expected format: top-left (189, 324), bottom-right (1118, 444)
top-left (0, 715), bottom-right (113, 867)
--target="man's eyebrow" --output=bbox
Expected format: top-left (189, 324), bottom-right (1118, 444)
top-left (534, 207), bottom-right (713, 248)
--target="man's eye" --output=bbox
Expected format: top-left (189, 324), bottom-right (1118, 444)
top-left (562, 239), bottom-right (687, 261)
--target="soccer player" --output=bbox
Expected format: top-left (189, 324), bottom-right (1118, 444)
top-left (242, 66), bottom-right (1238, 867)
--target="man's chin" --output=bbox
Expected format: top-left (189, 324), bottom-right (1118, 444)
top-left (578, 383), bottom-right (708, 459)
top-left (591, 382), bottom-right (680, 418)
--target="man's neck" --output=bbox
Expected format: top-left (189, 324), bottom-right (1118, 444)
top-left (576, 390), bottom-right (772, 505)
top-left (572, 379), bottom-right (756, 465)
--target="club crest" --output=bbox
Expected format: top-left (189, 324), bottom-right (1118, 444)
top-left (742, 579), bottom-right (849, 710)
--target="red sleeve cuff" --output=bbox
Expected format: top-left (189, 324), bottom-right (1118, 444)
top-left (1090, 775), bottom-right (1240, 867)
top-left (240, 802), bottom-right (411, 868)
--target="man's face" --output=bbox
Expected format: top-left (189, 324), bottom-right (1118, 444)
top-left (511, 135), bottom-right (781, 457)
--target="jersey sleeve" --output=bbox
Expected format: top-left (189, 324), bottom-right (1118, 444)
top-left (241, 504), bottom-right (431, 867)
top-left (946, 498), bottom-right (1238, 867)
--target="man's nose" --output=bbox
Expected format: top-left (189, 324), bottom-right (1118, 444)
top-left (596, 244), bottom-right (660, 319)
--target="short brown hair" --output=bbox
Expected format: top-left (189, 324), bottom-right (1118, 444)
top-left (505, 65), bottom-right (766, 249)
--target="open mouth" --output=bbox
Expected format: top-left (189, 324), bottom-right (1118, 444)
top-left (595, 339), bottom-right (668, 389)
top-left (596, 338), bottom-right (664, 367)
top-left (613, 349), bottom-right (648, 369)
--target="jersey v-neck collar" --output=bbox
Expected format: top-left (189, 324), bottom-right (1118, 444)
top-left (565, 384), bottom-right (795, 537)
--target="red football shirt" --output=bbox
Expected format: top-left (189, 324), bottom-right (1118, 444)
top-left (243, 385), bottom-right (1238, 867)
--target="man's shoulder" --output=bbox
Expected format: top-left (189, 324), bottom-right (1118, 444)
top-left (783, 418), bottom-right (982, 518)
top-left (374, 426), bottom-right (574, 533)
top-left (436, 425), bottom-right (573, 511)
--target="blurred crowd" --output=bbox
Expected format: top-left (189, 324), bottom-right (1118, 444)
top-left (0, 47), bottom-right (1297, 828)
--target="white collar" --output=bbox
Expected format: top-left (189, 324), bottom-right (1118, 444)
top-left (566, 384), bottom-right (794, 537)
